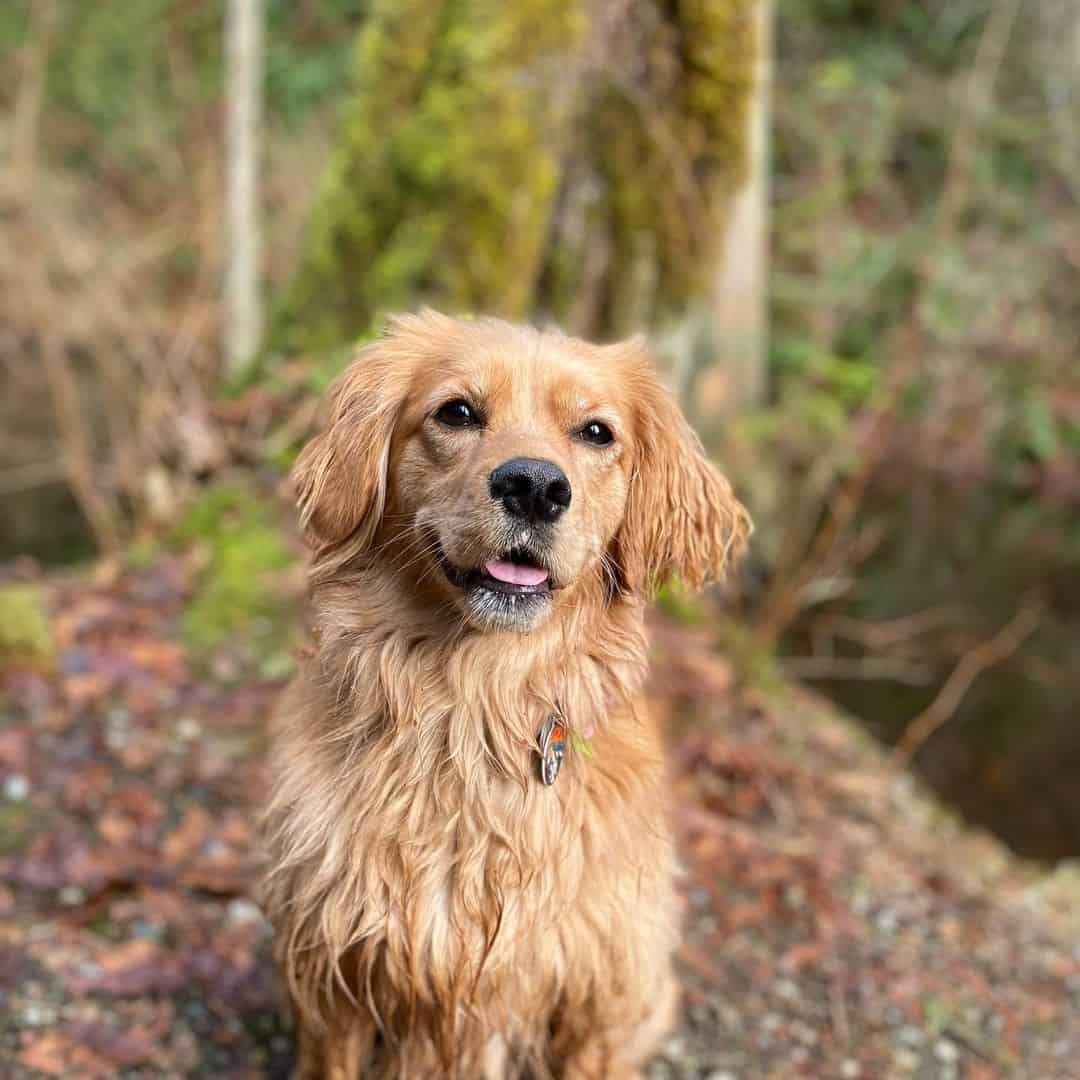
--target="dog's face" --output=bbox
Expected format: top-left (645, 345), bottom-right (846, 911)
top-left (294, 312), bottom-right (749, 631)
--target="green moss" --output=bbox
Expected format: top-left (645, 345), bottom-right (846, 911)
top-left (561, 0), bottom-right (757, 335)
top-left (266, 0), bottom-right (760, 359)
top-left (0, 585), bottom-right (55, 672)
top-left (714, 618), bottom-right (786, 693)
top-left (0, 802), bottom-right (34, 855)
top-left (125, 537), bottom-right (161, 571)
top-left (266, 0), bottom-right (582, 359)
top-left (170, 483), bottom-right (296, 659)
top-left (656, 581), bottom-right (709, 626)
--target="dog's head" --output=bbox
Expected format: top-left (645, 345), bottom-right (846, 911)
top-left (293, 311), bottom-right (750, 631)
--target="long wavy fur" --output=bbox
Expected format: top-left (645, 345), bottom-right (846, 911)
top-left (261, 313), bottom-right (750, 1079)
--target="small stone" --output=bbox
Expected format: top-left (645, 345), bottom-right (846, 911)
top-left (704, 1072), bottom-right (738, 1080)
top-left (875, 908), bottom-right (899, 934)
top-left (3, 774), bottom-right (29, 801)
top-left (185, 1000), bottom-right (208, 1021)
top-left (840, 1059), bottom-right (861, 1078)
top-left (58, 885), bottom-right (85, 906)
top-left (104, 727), bottom-right (129, 753)
top-left (662, 1035), bottom-right (686, 1058)
top-left (21, 1002), bottom-right (57, 1026)
top-left (898, 1025), bottom-right (925, 1047)
top-left (934, 1038), bottom-right (959, 1064)
top-left (176, 717), bottom-right (202, 741)
top-left (893, 1047), bottom-right (920, 1073)
top-left (226, 898), bottom-right (266, 927)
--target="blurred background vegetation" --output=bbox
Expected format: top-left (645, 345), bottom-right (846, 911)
top-left (1, 0), bottom-right (1077, 861)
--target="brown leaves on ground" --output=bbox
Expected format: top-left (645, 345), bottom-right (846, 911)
top-left (647, 620), bottom-right (1079, 1079)
top-left (0, 558), bottom-right (1077, 1078)
top-left (1, 559), bottom-right (289, 1077)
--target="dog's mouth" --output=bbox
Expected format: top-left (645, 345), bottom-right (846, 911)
top-left (440, 547), bottom-right (554, 596)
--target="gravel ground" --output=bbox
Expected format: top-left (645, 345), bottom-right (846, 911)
top-left (1, 560), bottom-right (1077, 1078)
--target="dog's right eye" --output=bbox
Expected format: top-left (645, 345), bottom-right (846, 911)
top-left (435, 399), bottom-right (481, 428)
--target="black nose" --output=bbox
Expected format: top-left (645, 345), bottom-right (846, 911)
top-left (489, 457), bottom-right (571, 524)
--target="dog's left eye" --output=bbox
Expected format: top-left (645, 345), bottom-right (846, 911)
top-left (577, 420), bottom-right (614, 446)
top-left (435, 399), bottom-right (481, 428)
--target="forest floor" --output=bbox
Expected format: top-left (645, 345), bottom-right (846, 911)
top-left (1, 556), bottom-right (1078, 1079)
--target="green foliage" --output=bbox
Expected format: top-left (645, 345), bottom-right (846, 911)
top-left (656, 581), bottom-right (709, 627)
top-left (0, 585), bottom-right (55, 672)
top-left (1007, 391), bottom-right (1069, 465)
top-left (714, 619), bottom-right (786, 693)
top-left (266, 0), bottom-right (369, 126)
top-left (0, 802), bottom-right (34, 855)
top-left (772, 338), bottom-right (879, 410)
top-left (0, 0), bottom-right (366, 173)
top-left (170, 483), bottom-right (295, 661)
top-left (770, 0), bottom-right (1078, 492)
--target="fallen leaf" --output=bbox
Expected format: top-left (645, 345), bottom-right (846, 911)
top-left (162, 804), bottom-right (212, 865)
top-left (66, 938), bottom-right (187, 996)
top-left (98, 937), bottom-right (160, 974)
top-left (0, 726), bottom-right (30, 770)
top-left (18, 1032), bottom-right (114, 1079)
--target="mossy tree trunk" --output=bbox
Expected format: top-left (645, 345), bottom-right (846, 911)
top-left (266, 0), bottom-right (762, 393)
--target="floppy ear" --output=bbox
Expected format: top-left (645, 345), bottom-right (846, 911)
top-left (614, 345), bottom-right (751, 595)
top-left (291, 342), bottom-right (406, 551)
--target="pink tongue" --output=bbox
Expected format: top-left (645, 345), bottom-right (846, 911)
top-left (484, 559), bottom-right (549, 587)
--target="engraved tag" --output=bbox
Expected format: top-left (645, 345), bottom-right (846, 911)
top-left (537, 714), bottom-right (566, 786)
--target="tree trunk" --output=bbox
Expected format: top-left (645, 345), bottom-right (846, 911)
top-left (697, 0), bottom-right (772, 427)
top-left (224, 0), bottom-right (263, 374)
top-left (266, 0), bottom-right (762, 400)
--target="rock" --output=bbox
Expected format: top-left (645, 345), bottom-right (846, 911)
top-left (4, 773), bottom-right (30, 801)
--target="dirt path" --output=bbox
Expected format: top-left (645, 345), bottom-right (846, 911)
top-left (1, 561), bottom-right (1077, 1078)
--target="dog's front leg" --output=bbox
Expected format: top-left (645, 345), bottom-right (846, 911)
top-left (557, 970), bottom-right (679, 1080)
top-left (559, 1040), bottom-right (641, 1080)
top-left (293, 1009), bottom-right (375, 1080)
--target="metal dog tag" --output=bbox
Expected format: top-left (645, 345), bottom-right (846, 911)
top-left (537, 714), bottom-right (567, 786)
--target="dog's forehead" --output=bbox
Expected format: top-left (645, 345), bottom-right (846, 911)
top-left (430, 329), bottom-right (623, 413)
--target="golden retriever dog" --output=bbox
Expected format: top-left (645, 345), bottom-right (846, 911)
top-left (262, 311), bottom-right (750, 1079)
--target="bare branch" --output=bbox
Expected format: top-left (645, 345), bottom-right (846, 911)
top-left (892, 598), bottom-right (1042, 767)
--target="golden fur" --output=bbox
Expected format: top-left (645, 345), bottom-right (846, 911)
top-left (262, 312), bottom-right (750, 1079)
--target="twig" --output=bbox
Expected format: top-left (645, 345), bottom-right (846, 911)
top-left (40, 336), bottom-right (122, 553)
top-left (816, 607), bottom-right (966, 651)
top-left (781, 656), bottom-right (935, 687)
top-left (0, 459), bottom-right (67, 495)
top-left (892, 598), bottom-right (1041, 766)
top-left (754, 396), bottom-right (898, 643)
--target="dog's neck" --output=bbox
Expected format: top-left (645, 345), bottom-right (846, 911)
top-left (306, 565), bottom-right (649, 786)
